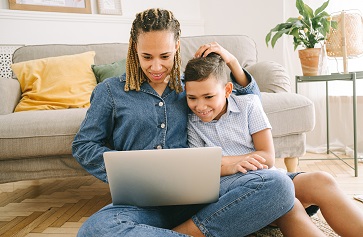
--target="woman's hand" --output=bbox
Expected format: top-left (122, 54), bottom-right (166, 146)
top-left (194, 42), bottom-right (249, 87)
top-left (221, 154), bottom-right (269, 176)
top-left (194, 42), bottom-right (236, 65)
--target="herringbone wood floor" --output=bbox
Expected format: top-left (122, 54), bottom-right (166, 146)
top-left (1, 153), bottom-right (363, 237)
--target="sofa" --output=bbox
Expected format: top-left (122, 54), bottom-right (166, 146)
top-left (0, 35), bottom-right (315, 184)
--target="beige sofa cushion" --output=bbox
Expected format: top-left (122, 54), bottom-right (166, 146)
top-left (0, 108), bottom-right (87, 160)
top-left (262, 92), bottom-right (315, 137)
top-left (0, 78), bottom-right (21, 115)
top-left (246, 61), bottom-right (291, 93)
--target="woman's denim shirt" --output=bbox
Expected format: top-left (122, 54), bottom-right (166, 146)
top-left (72, 70), bottom-right (260, 183)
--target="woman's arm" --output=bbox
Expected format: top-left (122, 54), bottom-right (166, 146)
top-left (72, 83), bottom-right (114, 183)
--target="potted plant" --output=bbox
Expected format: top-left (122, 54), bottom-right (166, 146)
top-left (265, 0), bottom-right (337, 76)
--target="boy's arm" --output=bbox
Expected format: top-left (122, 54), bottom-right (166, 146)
top-left (241, 94), bottom-right (274, 166)
top-left (220, 128), bottom-right (274, 176)
top-left (221, 95), bottom-right (274, 176)
top-left (250, 128), bottom-right (275, 166)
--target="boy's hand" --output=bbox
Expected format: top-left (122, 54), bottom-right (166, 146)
top-left (221, 154), bottom-right (268, 176)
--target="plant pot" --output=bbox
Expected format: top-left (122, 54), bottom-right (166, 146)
top-left (298, 48), bottom-right (321, 76)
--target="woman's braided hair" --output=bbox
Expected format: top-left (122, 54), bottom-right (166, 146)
top-left (125, 8), bottom-right (182, 93)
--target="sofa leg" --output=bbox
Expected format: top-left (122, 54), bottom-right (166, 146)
top-left (284, 157), bottom-right (299, 173)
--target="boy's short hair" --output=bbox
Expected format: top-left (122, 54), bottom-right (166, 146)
top-left (184, 53), bottom-right (227, 84)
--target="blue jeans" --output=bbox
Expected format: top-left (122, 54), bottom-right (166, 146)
top-left (78, 169), bottom-right (294, 237)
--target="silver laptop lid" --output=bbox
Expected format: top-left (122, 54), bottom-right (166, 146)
top-left (104, 147), bottom-right (222, 207)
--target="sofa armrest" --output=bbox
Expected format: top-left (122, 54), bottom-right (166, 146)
top-left (0, 78), bottom-right (21, 115)
top-left (245, 61), bottom-right (291, 93)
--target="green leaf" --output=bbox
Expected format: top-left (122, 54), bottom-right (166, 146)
top-left (293, 37), bottom-right (303, 50)
top-left (277, 22), bottom-right (293, 31)
top-left (290, 28), bottom-right (300, 38)
top-left (315, 0), bottom-right (329, 16)
top-left (321, 18), bottom-right (330, 36)
top-left (311, 17), bottom-right (322, 30)
top-left (292, 20), bottom-right (304, 28)
top-left (296, 0), bottom-right (305, 15)
top-left (330, 20), bottom-right (338, 29)
top-left (266, 22), bottom-right (294, 47)
top-left (303, 4), bottom-right (314, 19)
top-left (265, 31), bottom-right (272, 46)
top-left (268, 22), bottom-right (291, 33)
top-left (286, 17), bottom-right (299, 23)
top-left (316, 11), bottom-right (329, 18)
top-left (271, 29), bottom-right (290, 48)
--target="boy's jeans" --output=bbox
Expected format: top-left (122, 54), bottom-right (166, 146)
top-left (78, 169), bottom-right (294, 237)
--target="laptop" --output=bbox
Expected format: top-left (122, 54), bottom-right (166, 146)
top-left (103, 147), bottom-right (222, 207)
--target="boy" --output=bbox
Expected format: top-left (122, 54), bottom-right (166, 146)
top-left (184, 47), bottom-right (363, 236)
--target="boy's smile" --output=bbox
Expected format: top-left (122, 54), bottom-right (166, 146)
top-left (185, 76), bottom-right (233, 122)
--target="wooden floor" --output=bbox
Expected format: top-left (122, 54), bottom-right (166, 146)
top-left (1, 153), bottom-right (363, 237)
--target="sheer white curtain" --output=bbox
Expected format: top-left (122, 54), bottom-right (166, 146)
top-left (283, 0), bottom-right (363, 158)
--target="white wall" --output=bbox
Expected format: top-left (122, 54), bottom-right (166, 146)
top-left (0, 0), bottom-right (204, 45)
top-left (200, 0), bottom-right (285, 66)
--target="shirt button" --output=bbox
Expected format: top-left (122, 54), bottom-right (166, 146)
top-left (156, 145), bottom-right (162, 149)
top-left (160, 123), bottom-right (166, 129)
top-left (158, 102), bottom-right (164, 106)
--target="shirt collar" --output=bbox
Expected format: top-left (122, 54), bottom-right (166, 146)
top-left (227, 95), bottom-right (240, 114)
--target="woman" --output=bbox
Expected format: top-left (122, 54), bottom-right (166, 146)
top-left (72, 8), bottom-right (295, 237)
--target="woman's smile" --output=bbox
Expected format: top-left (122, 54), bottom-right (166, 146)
top-left (149, 72), bottom-right (165, 81)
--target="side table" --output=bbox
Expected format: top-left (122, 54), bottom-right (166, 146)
top-left (296, 71), bottom-right (363, 177)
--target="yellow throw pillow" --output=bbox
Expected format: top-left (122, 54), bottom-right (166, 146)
top-left (11, 51), bottom-right (97, 112)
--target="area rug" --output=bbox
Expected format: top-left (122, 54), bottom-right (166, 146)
top-left (249, 215), bottom-right (339, 237)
